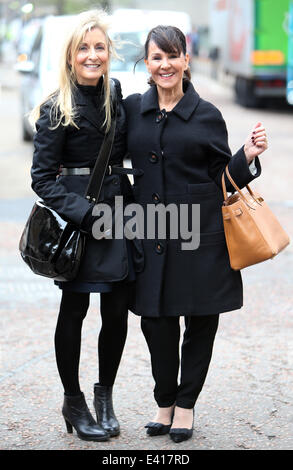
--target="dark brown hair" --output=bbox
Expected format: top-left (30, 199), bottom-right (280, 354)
top-left (142, 25), bottom-right (191, 85)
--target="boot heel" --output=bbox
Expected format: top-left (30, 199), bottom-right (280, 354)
top-left (62, 392), bottom-right (109, 441)
top-left (64, 417), bottom-right (73, 433)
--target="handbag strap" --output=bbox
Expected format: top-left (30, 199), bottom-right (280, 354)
top-left (50, 81), bottom-right (118, 260)
top-left (84, 79), bottom-right (118, 203)
top-left (222, 165), bottom-right (260, 208)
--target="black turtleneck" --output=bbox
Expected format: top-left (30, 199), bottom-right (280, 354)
top-left (76, 77), bottom-right (104, 96)
top-left (76, 79), bottom-right (104, 113)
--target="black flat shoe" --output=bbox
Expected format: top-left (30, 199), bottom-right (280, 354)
top-left (62, 392), bottom-right (109, 442)
top-left (169, 427), bottom-right (193, 443)
top-left (145, 406), bottom-right (175, 437)
top-left (145, 421), bottom-right (172, 436)
top-left (169, 408), bottom-right (194, 443)
top-left (93, 383), bottom-right (120, 437)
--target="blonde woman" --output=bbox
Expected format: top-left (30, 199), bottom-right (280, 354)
top-left (30, 10), bottom-right (142, 442)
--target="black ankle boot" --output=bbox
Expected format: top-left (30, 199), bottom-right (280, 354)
top-left (62, 392), bottom-right (109, 442)
top-left (93, 384), bottom-right (120, 437)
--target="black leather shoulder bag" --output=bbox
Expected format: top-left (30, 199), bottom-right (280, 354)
top-left (19, 80), bottom-right (117, 282)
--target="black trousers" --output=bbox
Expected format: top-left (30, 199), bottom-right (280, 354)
top-left (141, 314), bottom-right (219, 409)
top-left (54, 283), bottom-right (129, 396)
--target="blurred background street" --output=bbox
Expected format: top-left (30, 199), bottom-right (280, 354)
top-left (0, 0), bottom-right (293, 452)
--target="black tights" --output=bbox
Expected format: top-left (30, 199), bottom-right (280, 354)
top-left (54, 284), bottom-right (129, 396)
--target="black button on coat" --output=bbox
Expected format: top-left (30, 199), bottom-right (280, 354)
top-left (124, 81), bottom-right (261, 317)
top-left (31, 79), bottom-right (141, 283)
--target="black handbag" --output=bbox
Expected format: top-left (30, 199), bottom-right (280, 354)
top-left (19, 80), bottom-right (117, 282)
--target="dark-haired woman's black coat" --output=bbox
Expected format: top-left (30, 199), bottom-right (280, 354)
top-left (124, 81), bottom-right (261, 317)
top-left (31, 79), bottom-right (141, 284)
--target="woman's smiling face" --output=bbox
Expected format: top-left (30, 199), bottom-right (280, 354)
top-left (72, 27), bottom-right (109, 86)
top-left (145, 40), bottom-right (189, 92)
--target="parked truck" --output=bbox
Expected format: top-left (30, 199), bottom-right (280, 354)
top-left (287, 0), bottom-right (293, 104)
top-left (209, 0), bottom-right (290, 106)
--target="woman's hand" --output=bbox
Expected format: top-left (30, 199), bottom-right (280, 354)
top-left (244, 122), bottom-right (268, 164)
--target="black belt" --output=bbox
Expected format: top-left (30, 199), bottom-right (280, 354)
top-left (60, 166), bottom-right (143, 176)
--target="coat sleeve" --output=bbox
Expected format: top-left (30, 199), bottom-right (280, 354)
top-left (206, 105), bottom-right (261, 192)
top-left (31, 102), bottom-right (93, 227)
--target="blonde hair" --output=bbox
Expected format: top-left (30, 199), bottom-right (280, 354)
top-left (30, 9), bottom-right (117, 132)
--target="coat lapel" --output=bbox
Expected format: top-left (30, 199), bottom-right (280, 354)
top-left (172, 81), bottom-right (200, 120)
top-left (140, 81), bottom-right (200, 120)
top-left (140, 86), bottom-right (159, 114)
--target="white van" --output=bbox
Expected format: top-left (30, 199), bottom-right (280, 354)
top-left (111, 8), bottom-right (192, 36)
top-left (15, 15), bottom-right (77, 140)
top-left (109, 8), bottom-right (193, 96)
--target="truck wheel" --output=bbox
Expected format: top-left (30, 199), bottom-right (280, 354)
top-left (235, 77), bottom-right (260, 108)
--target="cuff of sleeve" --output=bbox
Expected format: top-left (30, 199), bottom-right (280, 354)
top-left (227, 145), bottom-right (261, 189)
top-left (80, 204), bottom-right (95, 234)
top-left (249, 159), bottom-right (257, 175)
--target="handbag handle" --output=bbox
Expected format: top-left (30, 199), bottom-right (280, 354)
top-left (221, 165), bottom-right (261, 209)
top-left (84, 79), bottom-right (118, 203)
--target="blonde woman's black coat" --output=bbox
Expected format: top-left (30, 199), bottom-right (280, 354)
top-left (31, 79), bottom-right (141, 283)
top-left (124, 81), bottom-right (261, 317)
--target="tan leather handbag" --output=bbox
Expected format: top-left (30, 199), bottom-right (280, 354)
top-left (221, 165), bottom-right (290, 270)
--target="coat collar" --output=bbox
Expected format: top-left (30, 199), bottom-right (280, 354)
top-left (140, 80), bottom-right (200, 120)
top-left (72, 81), bottom-right (105, 132)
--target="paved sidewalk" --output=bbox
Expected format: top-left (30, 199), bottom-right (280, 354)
top-left (0, 197), bottom-right (293, 451)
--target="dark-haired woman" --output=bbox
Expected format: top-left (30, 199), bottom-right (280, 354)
top-left (124, 25), bottom-right (268, 443)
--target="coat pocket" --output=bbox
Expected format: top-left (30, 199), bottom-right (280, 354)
top-left (187, 182), bottom-right (219, 194)
top-left (176, 230), bottom-right (226, 253)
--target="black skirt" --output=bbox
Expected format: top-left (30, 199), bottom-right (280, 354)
top-left (55, 240), bottom-right (136, 293)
